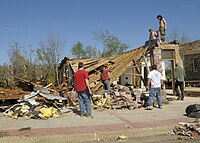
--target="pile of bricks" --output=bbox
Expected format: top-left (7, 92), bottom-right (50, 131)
top-left (173, 119), bottom-right (200, 139)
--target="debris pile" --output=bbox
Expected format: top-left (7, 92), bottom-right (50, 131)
top-left (2, 85), bottom-right (69, 119)
top-left (173, 120), bottom-right (200, 139)
top-left (92, 85), bottom-right (141, 110)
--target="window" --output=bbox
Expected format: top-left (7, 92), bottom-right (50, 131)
top-left (192, 59), bottom-right (198, 72)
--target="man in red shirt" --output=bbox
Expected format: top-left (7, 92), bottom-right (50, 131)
top-left (100, 65), bottom-right (112, 95)
top-left (74, 62), bottom-right (92, 117)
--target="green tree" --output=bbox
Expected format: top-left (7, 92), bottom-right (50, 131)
top-left (71, 41), bottom-right (96, 58)
top-left (94, 30), bottom-right (129, 57)
top-left (0, 64), bottom-right (15, 89)
top-left (71, 41), bottom-right (85, 58)
top-left (8, 42), bottom-right (28, 78)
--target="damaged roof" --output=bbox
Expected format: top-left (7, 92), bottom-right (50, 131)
top-left (58, 45), bottom-right (148, 93)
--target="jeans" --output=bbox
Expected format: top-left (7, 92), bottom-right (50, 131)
top-left (78, 90), bottom-right (92, 115)
top-left (175, 80), bottom-right (185, 99)
top-left (148, 87), bottom-right (162, 107)
top-left (102, 79), bottom-right (110, 94)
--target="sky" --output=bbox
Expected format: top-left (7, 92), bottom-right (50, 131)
top-left (0, 0), bottom-right (200, 65)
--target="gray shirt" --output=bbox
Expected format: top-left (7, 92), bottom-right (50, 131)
top-left (174, 66), bottom-right (186, 82)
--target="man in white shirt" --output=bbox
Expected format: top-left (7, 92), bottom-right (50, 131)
top-left (146, 65), bottom-right (164, 110)
top-left (149, 29), bottom-right (158, 42)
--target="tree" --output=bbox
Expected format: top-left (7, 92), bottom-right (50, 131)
top-left (36, 34), bottom-right (66, 85)
top-left (71, 41), bottom-right (85, 58)
top-left (167, 29), bottom-right (190, 44)
top-left (26, 45), bottom-right (37, 81)
top-left (94, 30), bottom-right (129, 57)
top-left (8, 42), bottom-right (28, 78)
top-left (71, 41), bottom-right (96, 58)
top-left (84, 46), bottom-right (96, 58)
top-left (0, 64), bottom-right (15, 89)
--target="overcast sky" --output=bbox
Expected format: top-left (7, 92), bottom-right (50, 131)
top-left (0, 0), bottom-right (200, 65)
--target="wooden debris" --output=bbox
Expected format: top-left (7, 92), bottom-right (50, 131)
top-left (0, 89), bottom-right (30, 100)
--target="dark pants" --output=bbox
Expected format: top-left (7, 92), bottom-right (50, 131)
top-left (175, 80), bottom-right (185, 100)
top-left (159, 27), bottom-right (166, 42)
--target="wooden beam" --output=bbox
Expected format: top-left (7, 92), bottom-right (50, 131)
top-left (142, 55), bottom-right (150, 75)
top-left (133, 60), bottom-right (147, 86)
top-left (123, 73), bottom-right (142, 76)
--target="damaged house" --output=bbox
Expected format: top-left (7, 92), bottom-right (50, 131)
top-left (180, 40), bottom-right (200, 83)
top-left (58, 41), bottom-right (183, 94)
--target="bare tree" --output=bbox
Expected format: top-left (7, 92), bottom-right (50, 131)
top-left (167, 29), bottom-right (190, 44)
top-left (26, 45), bottom-right (37, 81)
top-left (36, 34), bottom-right (66, 85)
top-left (85, 45), bottom-right (96, 58)
top-left (180, 31), bottom-right (190, 44)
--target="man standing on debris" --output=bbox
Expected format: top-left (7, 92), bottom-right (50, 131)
top-left (157, 15), bottom-right (167, 42)
top-left (174, 64), bottom-right (186, 100)
top-left (100, 65), bottom-right (112, 96)
top-left (146, 65), bottom-right (164, 110)
top-left (74, 62), bottom-right (93, 117)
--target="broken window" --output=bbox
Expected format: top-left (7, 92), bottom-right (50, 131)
top-left (192, 58), bottom-right (198, 72)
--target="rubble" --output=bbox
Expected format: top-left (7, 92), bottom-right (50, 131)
top-left (2, 84), bottom-right (69, 120)
top-left (172, 119), bottom-right (200, 139)
top-left (92, 85), bottom-right (141, 110)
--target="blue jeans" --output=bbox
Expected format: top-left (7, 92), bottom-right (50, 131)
top-left (78, 90), bottom-right (92, 115)
top-left (148, 87), bottom-right (162, 107)
top-left (102, 79), bottom-right (110, 94)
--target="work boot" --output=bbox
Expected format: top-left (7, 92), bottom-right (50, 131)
top-left (177, 96), bottom-right (181, 100)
